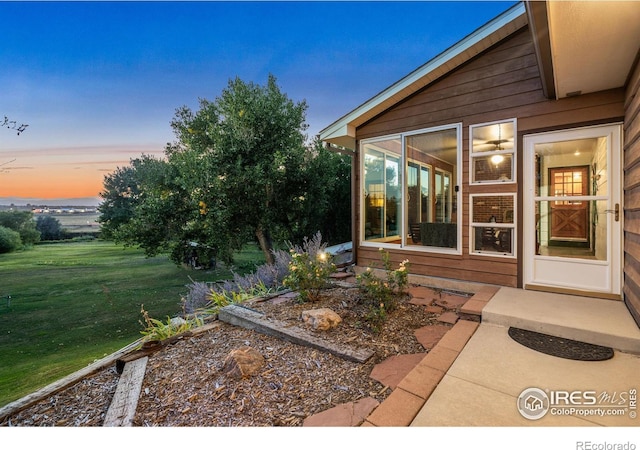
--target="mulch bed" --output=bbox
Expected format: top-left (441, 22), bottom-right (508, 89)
top-left (1, 282), bottom-right (469, 427)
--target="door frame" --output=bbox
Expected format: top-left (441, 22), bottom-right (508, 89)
top-left (523, 123), bottom-right (623, 298)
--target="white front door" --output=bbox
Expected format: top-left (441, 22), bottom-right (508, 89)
top-left (523, 124), bottom-right (622, 297)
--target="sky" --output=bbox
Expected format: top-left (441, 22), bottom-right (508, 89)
top-left (0, 0), bottom-right (517, 205)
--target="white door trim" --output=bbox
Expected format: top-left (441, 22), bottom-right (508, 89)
top-left (523, 123), bottom-right (623, 296)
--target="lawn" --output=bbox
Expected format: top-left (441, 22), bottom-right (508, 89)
top-left (0, 240), bottom-right (264, 408)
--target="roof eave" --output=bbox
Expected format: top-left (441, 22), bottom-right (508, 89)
top-left (526, 1), bottom-right (556, 99)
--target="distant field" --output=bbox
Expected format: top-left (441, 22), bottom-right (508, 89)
top-left (36, 212), bottom-right (101, 235)
top-left (0, 240), bottom-right (265, 407)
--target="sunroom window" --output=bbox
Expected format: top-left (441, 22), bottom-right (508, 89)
top-left (405, 129), bottom-right (458, 249)
top-left (470, 119), bottom-right (516, 184)
top-left (470, 194), bottom-right (515, 256)
top-left (362, 125), bottom-right (460, 252)
top-left (363, 138), bottom-right (402, 242)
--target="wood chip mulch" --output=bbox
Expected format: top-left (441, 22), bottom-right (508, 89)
top-left (1, 283), bottom-right (465, 427)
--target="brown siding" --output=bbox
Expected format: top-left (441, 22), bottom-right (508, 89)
top-left (354, 26), bottom-right (625, 288)
top-left (624, 56), bottom-right (640, 327)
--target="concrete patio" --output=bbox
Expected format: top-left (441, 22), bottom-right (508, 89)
top-left (411, 287), bottom-right (640, 426)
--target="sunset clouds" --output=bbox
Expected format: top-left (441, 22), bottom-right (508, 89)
top-left (0, 1), bottom-right (514, 203)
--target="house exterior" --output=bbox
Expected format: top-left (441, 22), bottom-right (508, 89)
top-left (319, 1), bottom-right (640, 327)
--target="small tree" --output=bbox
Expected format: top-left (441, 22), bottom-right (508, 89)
top-left (0, 225), bottom-right (22, 253)
top-left (0, 210), bottom-right (40, 246)
top-left (35, 215), bottom-right (65, 241)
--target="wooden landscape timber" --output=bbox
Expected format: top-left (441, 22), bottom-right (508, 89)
top-left (218, 304), bottom-right (375, 363)
top-left (103, 356), bottom-right (149, 427)
top-left (0, 321), bottom-right (221, 422)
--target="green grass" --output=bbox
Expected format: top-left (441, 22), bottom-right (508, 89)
top-left (0, 240), bottom-right (265, 407)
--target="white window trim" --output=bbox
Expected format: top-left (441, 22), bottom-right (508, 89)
top-left (469, 118), bottom-right (517, 186)
top-left (469, 192), bottom-right (517, 258)
top-left (360, 123), bottom-right (463, 255)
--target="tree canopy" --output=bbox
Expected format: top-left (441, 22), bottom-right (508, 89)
top-left (99, 75), bottom-right (351, 267)
top-left (0, 210), bottom-right (40, 248)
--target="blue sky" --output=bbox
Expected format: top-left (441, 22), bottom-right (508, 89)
top-left (0, 0), bottom-right (517, 202)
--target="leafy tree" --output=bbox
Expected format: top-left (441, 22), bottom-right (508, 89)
top-left (98, 75), bottom-right (351, 268)
top-left (0, 210), bottom-right (40, 246)
top-left (99, 155), bottom-right (158, 240)
top-left (167, 74), bottom-right (310, 265)
top-left (0, 225), bottom-right (22, 253)
top-left (35, 215), bottom-right (65, 241)
top-left (294, 138), bottom-right (351, 246)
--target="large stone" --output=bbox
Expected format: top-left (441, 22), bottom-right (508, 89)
top-left (414, 325), bottom-right (450, 350)
top-left (303, 397), bottom-right (380, 427)
top-left (369, 353), bottom-right (427, 389)
top-left (434, 293), bottom-right (469, 310)
top-left (301, 308), bottom-right (342, 331)
top-left (222, 346), bottom-right (265, 379)
top-left (437, 311), bottom-right (459, 325)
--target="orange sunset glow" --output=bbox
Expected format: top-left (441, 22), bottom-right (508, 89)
top-left (0, 145), bottom-right (166, 201)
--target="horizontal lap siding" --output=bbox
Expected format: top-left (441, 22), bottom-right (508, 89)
top-left (355, 26), bottom-right (625, 288)
top-left (357, 247), bottom-right (518, 287)
top-left (624, 57), bottom-right (640, 327)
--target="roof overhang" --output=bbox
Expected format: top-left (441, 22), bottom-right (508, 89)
top-left (318, 2), bottom-right (528, 150)
top-left (528, 1), bottom-right (640, 100)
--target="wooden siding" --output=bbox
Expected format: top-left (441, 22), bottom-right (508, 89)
top-left (354, 26), bottom-right (625, 288)
top-left (624, 55), bottom-right (640, 327)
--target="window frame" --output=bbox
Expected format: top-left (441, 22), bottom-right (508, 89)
top-left (469, 118), bottom-right (517, 185)
top-left (360, 123), bottom-right (462, 255)
top-left (469, 193), bottom-right (517, 258)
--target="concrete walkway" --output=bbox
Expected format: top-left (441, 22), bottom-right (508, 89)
top-left (411, 288), bottom-right (640, 426)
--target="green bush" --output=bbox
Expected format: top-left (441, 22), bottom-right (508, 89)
top-left (356, 248), bottom-right (410, 331)
top-left (282, 232), bottom-right (336, 302)
top-left (0, 225), bottom-right (22, 253)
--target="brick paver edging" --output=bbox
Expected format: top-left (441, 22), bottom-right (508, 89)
top-left (362, 319), bottom-right (480, 427)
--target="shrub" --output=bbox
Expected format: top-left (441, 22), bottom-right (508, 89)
top-left (356, 248), bottom-right (410, 331)
top-left (181, 248), bottom-right (292, 314)
top-left (0, 225), bottom-right (22, 253)
top-left (139, 304), bottom-right (203, 344)
top-left (282, 232), bottom-right (336, 302)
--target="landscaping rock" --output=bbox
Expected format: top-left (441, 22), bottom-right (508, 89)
top-left (170, 317), bottom-right (188, 327)
top-left (303, 397), bottom-right (380, 427)
top-left (301, 308), bottom-right (342, 331)
top-left (437, 311), bottom-right (459, 325)
top-left (222, 346), bottom-right (265, 379)
top-left (409, 297), bottom-right (432, 307)
top-left (434, 293), bottom-right (469, 309)
top-left (414, 325), bottom-right (450, 350)
top-left (369, 353), bottom-right (427, 389)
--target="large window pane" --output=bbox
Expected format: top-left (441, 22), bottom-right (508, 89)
top-left (363, 138), bottom-right (402, 243)
top-left (534, 136), bottom-right (608, 260)
top-left (405, 128), bottom-right (458, 249)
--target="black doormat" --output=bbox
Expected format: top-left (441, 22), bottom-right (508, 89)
top-left (508, 327), bottom-right (614, 361)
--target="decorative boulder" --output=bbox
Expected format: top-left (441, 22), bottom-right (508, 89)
top-left (222, 346), bottom-right (265, 379)
top-left (170, 317), bottom-right (187, 327)
top-left (301, 308), bottom-right (342, 331)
